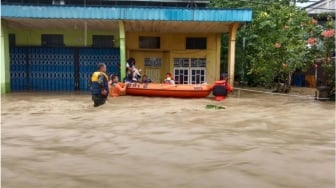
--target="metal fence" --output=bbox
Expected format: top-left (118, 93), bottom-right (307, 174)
top-left (10, 47), bottom-right (120, 92)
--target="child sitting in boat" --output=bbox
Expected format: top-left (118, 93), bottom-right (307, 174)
top-left (109, 74), bottom-right (126, 97)
top-left (164, 73), bottom-right (175, 85)
top-left (212, 73), bottom-right (232, 101)
top-left (142, 75), bottom-right (152, 84)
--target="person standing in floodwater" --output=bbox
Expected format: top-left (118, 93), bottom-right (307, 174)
top-left (90, 63), bottom-right (109, 107)
top-left (212, 73), bottom-right (233, 101)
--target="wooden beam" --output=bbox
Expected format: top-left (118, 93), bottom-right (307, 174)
top-left (227, 23), bottom-right (240, 86)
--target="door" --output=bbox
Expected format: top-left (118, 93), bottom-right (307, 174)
top-left (130, 51), bottom-right (165, 83)
top-left (144, 57), bottom-right (162, 83)
top-left (173, 58), bottom-right (206, 84)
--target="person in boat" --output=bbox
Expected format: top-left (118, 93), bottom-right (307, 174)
top-left (212, 73), bottom-right (233, 101)
top-left (126, 57), bottom-right (135, 79)
top-left (132, 68), bottom-right (142, 82)
top-left (141, 75), bottom-right (152, 84)
top-left (126, 57), bottom-right (141, 82)
top-left (164, 72), bottom-right (175, 85)
top-left (109, 74), bottom-right (126, 97)
top-left (91, 63), bottom-right (109, 107)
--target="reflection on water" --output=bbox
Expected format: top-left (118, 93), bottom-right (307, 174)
top-left (1, 92), bottom-right (335, 188)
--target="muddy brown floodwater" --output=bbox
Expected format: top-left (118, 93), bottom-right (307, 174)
top-left (1, 92), bottom-right (335, 188)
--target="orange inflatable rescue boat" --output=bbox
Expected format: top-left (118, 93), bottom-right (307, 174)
top-left (126, 83), bottom-right (212, 98)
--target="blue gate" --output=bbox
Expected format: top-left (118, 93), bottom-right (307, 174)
top-left (9, 47), bottom-right (120, 92)
top-left (10, 47), bottom-right (27, 91)
top-left (78, 48), bottom-right (120, 91)
top-left (28, 47), bottom-right (75, 91)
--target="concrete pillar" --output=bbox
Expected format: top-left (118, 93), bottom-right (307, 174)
top-left (227, 23), bottom-right (240, 86)
top-left (119, 20), bottom-right (126, 80)
top-left (216, 33), bottom-right (222, 81)
top-left (1, 20), bottom-right (10, 94)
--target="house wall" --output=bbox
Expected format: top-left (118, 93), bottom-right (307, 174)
top-left (5, 29), bottom-right (222, 85)
top-left (7, 29), bottom-right (119, 47)
top-left (126, 32), bottom-right (221, 83)
top-left (306, 0), bottom-right (336, 14)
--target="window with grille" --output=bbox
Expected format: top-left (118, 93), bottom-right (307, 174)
top-left (9, 34), bottom-right (16, 47)
top-left (186, 37), bottom-right (207, 49)
top-left (41, 34), bottom-right (64, 47)
top-left (139, 36), bottom-right (160, 49)
top-left (92, 35), bottom-right (114, 48)
top-left (174, 58), bottom-right (206, 84)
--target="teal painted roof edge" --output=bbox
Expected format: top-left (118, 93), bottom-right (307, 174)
top-left (1, 5), bottom-right (252, 22)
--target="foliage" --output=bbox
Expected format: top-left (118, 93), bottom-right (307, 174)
top-left (210, 0), bottom-right (309, 9)
top-left (205, 104), bottom-right (226, 110)
top-left (306, 16), bottom-right (335, 99)
top-left (211, 0), bottom-right (335, 95)
top-left (244, 6), bottom-right (314, 91)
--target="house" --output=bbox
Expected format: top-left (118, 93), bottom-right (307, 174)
top-left (0, 0), bottom-right (252, 93)
top-left (305, 0), bottom-right (335, 15)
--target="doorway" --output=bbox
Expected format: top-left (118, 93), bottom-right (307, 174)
top-left (173, 58), bottom-right (206, 84)
top-left (129, 51), bottom-right (167, 83)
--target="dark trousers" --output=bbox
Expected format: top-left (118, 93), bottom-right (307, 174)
top-left (92, 94), bottom-right (107, 107)
top-left (212, 85), bottom-right (228, 96)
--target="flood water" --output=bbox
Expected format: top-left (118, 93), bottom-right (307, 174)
top-left (1, 92), bottom-right (335, 188)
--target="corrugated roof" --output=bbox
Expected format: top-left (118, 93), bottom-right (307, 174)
top-left (1, 5), bottom-right (252, 22)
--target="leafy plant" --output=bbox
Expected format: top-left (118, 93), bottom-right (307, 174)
top-left (211, 0), bottom-right (334, 95)
top-left (306, 16), bottom-right (335, 99)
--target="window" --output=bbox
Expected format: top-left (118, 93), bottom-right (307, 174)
top-left (41, 34), bottom-right (64, 47)
top-left (139, 36), bottom-right (160, 49)
top-left (52, 0), bottom-right (65, 5)
top-left (9, 34), bottom-right (16, 47)
top-left (186, 37), bottom-right (207, 49)
top-left (92, 35), bottom-right (114, 48)
top-left (174, 58), bottom-right (206, 84)
top-left (144, 57), bottom-right (162, 67)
